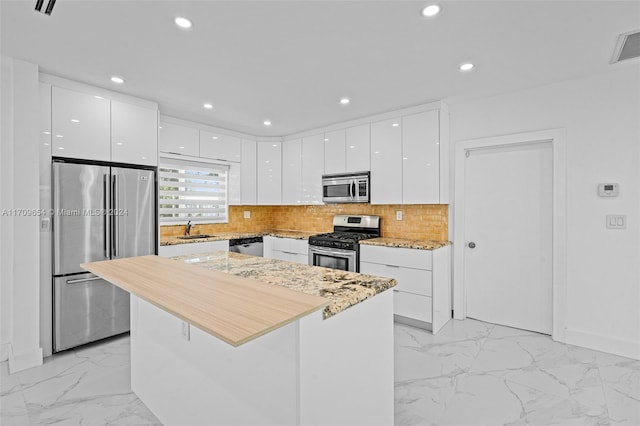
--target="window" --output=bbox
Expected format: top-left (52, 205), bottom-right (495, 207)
top-left (159, 158), bottom-right (229, 223)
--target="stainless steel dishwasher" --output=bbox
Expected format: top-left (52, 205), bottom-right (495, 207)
top-left (229, 236), bottom-right (263, 257)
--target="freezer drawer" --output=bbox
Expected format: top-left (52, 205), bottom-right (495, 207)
top-left (53, 273), bottom-right (130, 352)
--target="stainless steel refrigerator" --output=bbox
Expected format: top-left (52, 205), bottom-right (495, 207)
top-left (52, 159), bottom-right (156, 352)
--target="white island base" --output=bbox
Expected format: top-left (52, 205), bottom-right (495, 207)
top-left (130, 290), bottom-right (394, 426)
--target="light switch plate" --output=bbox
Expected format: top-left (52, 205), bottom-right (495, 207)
top-left (244, 211), bottom-right (251, 219)
top-left (606, 215), bottom-right (626, 229)
top-left (396, 211), bottom-right (403, 221)
top-left (40, 217), bottom-right (50, 232)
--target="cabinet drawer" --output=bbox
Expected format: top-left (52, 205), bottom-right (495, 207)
top-left (360, 245), bottom-right (432, 270)
top-left (289, 238), bottom-right (309, 255)
top-left (394, 291), bottom-right (432, 323)
top-left (360, 262), bottom-right (432, 296)
top-left (270, 237), bottom-right (308, 255)
top-left (272, 250), bottom-right (308, 265)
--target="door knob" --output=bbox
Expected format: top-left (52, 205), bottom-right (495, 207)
top-left (468, 242), bottom-right (476, 249)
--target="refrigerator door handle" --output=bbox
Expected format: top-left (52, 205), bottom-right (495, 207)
top-left (53, 163), bottom-right (61, 273)
top-left (66, 276), bottom-right (103, 285)
top-left (112, 174), bottom-right (118, 258)
top-left (103, 174), bottom-right (109, 258)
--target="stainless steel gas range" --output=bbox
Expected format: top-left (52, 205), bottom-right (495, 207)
top-left (308, 215), bottom-right (380, 272)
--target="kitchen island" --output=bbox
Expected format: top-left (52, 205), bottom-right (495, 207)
top-left (83, 251), bottom-right (396, 426)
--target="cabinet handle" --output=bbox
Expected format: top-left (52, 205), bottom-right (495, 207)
top-left (385, 264), bottom-right (401, 268)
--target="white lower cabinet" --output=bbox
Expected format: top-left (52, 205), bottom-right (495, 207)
top-left (360, 244), bottom-right (451, 333)
top-left (264, 236), bottom-right (308, 265)
top-left (159, 240), bottom-right (229, 257)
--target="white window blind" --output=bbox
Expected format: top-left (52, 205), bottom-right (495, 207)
top-left (159, 158), bottom-right (229, 223)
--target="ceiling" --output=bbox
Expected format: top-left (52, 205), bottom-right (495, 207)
top-left (1, 1), bottom-right (639, 137)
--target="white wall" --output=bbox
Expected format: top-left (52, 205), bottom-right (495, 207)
top-left (449, 64), bottom-right (640, 359)
top-left (0, 57), bottom-right (43, 371)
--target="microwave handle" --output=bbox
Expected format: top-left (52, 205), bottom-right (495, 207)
top-left (351, 180), bottom-right (356, 199)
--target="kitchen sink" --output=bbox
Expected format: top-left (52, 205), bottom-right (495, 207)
top-left (177, 234), bottom-right (213, 240)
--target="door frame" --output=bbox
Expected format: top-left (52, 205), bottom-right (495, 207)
top-left (453, 128), bottom-right (567, 342)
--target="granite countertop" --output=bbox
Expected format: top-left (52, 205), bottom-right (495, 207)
top-left (360, 237), bottom-right (452, 250)
top-left (173, 251), bottom-right (397, 319)
top-left (160, 230), bottom-right (318, 246)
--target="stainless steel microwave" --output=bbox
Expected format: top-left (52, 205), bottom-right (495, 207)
top-left (322, 171), bottom-right (370, 203)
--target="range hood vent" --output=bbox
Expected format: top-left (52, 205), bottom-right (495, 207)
top-left (612, 30), bottom-right (640, 63)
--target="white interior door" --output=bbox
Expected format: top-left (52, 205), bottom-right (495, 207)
top-left (464, 141), bottom-right (553, 334)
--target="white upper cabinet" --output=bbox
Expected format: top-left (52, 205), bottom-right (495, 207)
top-left (302, 134), bottom-right (324, 204)
top-left (241, 139), bottom-right (257, 205)
top-left (158, 122), bottom-right (199, 157)
top-left (200, 131), bottom-right (242, 163)
top-left (323, 129), bottom-right (346, 174)
top-left (370, 117), bottom-right (403, 204)
top-left (282, 139), bottom-right (303, 205)
top-left (402, 110), bottom-right (440, 204)
top-left (345, 124), bottom-right (370, 173)
top-left (228, 162), bottom-right (241, 206)
top-left (52, 87), bottom-right (111, 161)
top-left (257, 142), bottom-right (282, 205)
top-left (111, 100), bottom-right (158, 166)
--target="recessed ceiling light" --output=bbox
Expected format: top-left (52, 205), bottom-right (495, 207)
top-left (110, 76), bottom-right (124, 84)
top-left (272, 144), bottom-right (278, 147)
top-left (349, 145), bottom-right (355, 149)
top-left (179, 146), bottom-right (185, 149)
top-left (55, 134), bottom-right (64, 138)
top-left (70, 119), bottom-right (79, 123)
top-left (392, 123), bottom-right (400, 127)
top-left (43, 131), bottom-right (51, 135)
top-left (116, 142), bottom-right (123, 146)
top-left (264, 120), bottom-right (272, 126)
top-left (339, 97), bottom-right (350, 105)
top-left (324, 138), bottom-right (329, 142)
top-left (58, 147), bottom-right (64, 150)
top-left (174, 16), bottom-right (193, 29)
top-left (203, 103), bottom-right (213, 109)
top-left (94, 95), bottom-right (104, 100)
top-left (421, 4), bottom-right (441, 17)
top-left (211, 136), bottom-right (218, 140)
top-left (459, 63), bottom-right (475, 71)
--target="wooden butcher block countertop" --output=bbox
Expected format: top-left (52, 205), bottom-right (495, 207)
top-left (81, 255), bottom-right (329, 347)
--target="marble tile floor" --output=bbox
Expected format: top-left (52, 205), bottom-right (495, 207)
top-left (1, 319), bottom-right (638, 426)
top-left (395, 319), bottom-right (640, 426)
top-left (0, 336), bottom-right (161, 426)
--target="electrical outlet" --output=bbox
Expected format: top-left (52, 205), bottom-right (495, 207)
top-left (181, 321), bottom-right (190, 341)
top-left (396, 211), bottom-right (403, 221)
top-left (244, 210), bottom-right (251, 219)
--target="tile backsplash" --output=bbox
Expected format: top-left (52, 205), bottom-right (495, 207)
top-left (160, 204), bottom-right (448, 241)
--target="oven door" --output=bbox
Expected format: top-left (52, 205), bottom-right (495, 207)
top-left (309, 245), bottom-right (357, 272)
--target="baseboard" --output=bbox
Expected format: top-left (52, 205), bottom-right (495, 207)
top-left (0, 343), bottom-right (11, 362)
top-left (564, 328), bottom-right (640, 360)
top-left (8, 346), bottom-right (43, 373)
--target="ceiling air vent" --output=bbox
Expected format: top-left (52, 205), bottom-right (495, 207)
top-left (612, 30), bottom-right (640, 63)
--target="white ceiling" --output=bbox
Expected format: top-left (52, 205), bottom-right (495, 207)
top-left (1, 1), bottom-right (639, 136)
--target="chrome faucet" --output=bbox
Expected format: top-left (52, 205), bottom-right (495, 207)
top-left (185, 221), bottom-right (192, 236)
